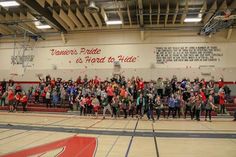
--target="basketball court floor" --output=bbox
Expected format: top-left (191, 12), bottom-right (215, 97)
top-left (0, 112), bottom-right (235, 157)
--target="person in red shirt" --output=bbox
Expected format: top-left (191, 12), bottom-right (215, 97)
top-left (93, 76), bottom-right (100, 87)
top-left (120, 85), bottom-right (126, 98)
top-left (7, 88), bottom-right (15, 112)
top-left (138, 78), bottom-right (144, 91)
top-left (218, 77), bottom-right (224, 88)
top-left (219, 88), bottom-right (225, 114)
top-left (86, 95), bottom-right (92, 115)
top-left (14, 92), bottom-right (21, 112)
top-left (20, 92), bottom-right (28, 112)
top-left (199, 89), bottom-right (207, 105)
top-left (15, 83), bottom-right (22, 94)
top-left (106, 84), bottom-right (114, 105)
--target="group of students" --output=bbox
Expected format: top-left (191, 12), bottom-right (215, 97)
top-left (0, 75), bottom-right (234, 122)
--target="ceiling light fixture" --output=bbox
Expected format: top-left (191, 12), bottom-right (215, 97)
top-left (105, 20), bottom-right (122, 25)
top-left (34, 21), bottom-right (51, 29)
top-left (36, 25), bottom-right (51, 29)
top-left (184, 17), bottom-right (202, 23)
top-left (0, 0), bottom-right (20, 7)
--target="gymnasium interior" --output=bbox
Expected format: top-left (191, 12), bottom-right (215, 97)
top-left (0, 0), bottom-right (236, 157)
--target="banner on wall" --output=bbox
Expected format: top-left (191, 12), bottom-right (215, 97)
top-left (0, 43), bottom-right (235, 71)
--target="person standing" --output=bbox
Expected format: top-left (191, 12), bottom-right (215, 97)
top-left (14, 92), bottom-right (21, 112)
top-left (60, 85), bottom-right (67, 108)
top-left (219, 88), bottom-right (226, 114)
top-left (174, 94), bottom-right (181, 118)
top-left (195, 94), bottom-right (202, 121)
top-left (92, 95), bottom-right (100, 118)
top-left (205, 95), bottom-right (217, 122)
top-left (146, 93), bottom-right (155, 121)
top-left (45, 89), bottom-right (51, 108)
top-left (101, 96), bottom-right (113, 119)
top-left (111, 95), bottom-right (119, 119)
top-left (7, 88), bottom-right (15, 112)
top-left (52, 88), bottom-right (58, 108)
top-left (136, 93), bottom-right (145, 118)
top-left (154, 95), bottom-right (165, 120)
top-left (167, 94), bottom-right (176, 119)
top-left (20, 92), bottom-right (28, 112)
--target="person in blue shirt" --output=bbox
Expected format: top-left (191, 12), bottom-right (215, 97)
top-left (174, 94), bottom-right (181, 118)
top-left (52, 88), bottom-right (59, 108)
top-left (67, 85), bottom-right (76, 110)
top-left (167, 94), bottom-right (176, 118)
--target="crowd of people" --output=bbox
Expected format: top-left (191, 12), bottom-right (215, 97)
top-left (0, 74), bottom-right (235, 122)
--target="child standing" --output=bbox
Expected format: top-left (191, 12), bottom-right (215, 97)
top-left (101, 96), bottom-right (113, 119)
top-left (167, 94), bottom-right (176, 119)
top-left (205, 95), bottom-right (217, 122)
top-left (45, 89), bottom-right (51, 108)
top-left (154, 96), bottom-right (165, 120)
top-left (195, 94), bottom-right (202, 121)
top-left (112, 95), bottom-right (119, 119)
top-left (8, 89), bottom-right (15, 112)
top-left (20, 92), bottom-right (28, 112)
top-left (92, 96), bottom-right (100, 118)
top-left (52, 88), bottom-right (58, 108)
top-left (14, 92), bottom-right (21, 112)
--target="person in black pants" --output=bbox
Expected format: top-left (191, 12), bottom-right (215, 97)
top-left (185, 93), bottom-right (195, 120)
top-left (205, 95), bottom-right (217, 122)
top-left (174, 95), bottom-right (181, 118)
top-left (195, 94), bottom-right (202, 121)
top-left (146, 93), bottom-right (154, 121)
top-left (167, 94), bottom-right (176, 118)
top-left (154, 95), bottom-right (165, 120)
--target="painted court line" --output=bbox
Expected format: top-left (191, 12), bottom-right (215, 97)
top-left (0, 123), bottom-right (236, 139)
top-left (104, 119), bottom-right (131, 157)
top-left (152, 123), bottom-right (160, 157)
top-left (125, 118), bottom-right (139, 157)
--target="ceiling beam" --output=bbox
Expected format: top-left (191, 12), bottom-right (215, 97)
top-left (59, 9), bottom-right (75, 30)
top-left (20, 12), bottom-right (38, 32)
top-left (0, 15), bottom-right (14, 34)
top-left (198, 1), bottom-right (207, 19)
top-left (19, 0), bottom-right (67, 32)
top-left (84, 9), bottom-right (96, 28)
top-left (229, 1), bottom-right (236, 9)
top-left (65, 0), bottom-right (70, 6)
top-left (0, 25), bottom-right (10, 34)
top-left (55, 0), bottom-right (62, 6)
top-left (180, 0), bottom-right (188, 24)
top-left (157, 0), bottom-right (160, 25)
top-left (126, 2), bottom-right (132, 26)
top-left (118, 11), bottom-right (124, 27)
top-left (203, 0), bottom-right (217, 24)
top-left (165, 0), bottom-right (169, 25)
top-left (172, 0), bottom-right (179, 24)
top-left (45, 0), bottom-right (53, 7)
top-left (36, 0), bottom-right (45, 7)
top-left (75, 0), bottom-right (79, 5)
top-left (138, 0), bottom-right (143, 26)
top-left (76, 8), bottom-right (88, 28)
top-left (149, 0), bottom-right (152, 25)
top-left (68, 9), bottom-right (82, 28)
top-left (219, 0), bottom-right (227, 10)
top-left (52, 10), bottom-right (70, 31)
top-left (12, 13), bottom-right (37, 35)
top-left (92, 13), bottom-right (102, 28)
